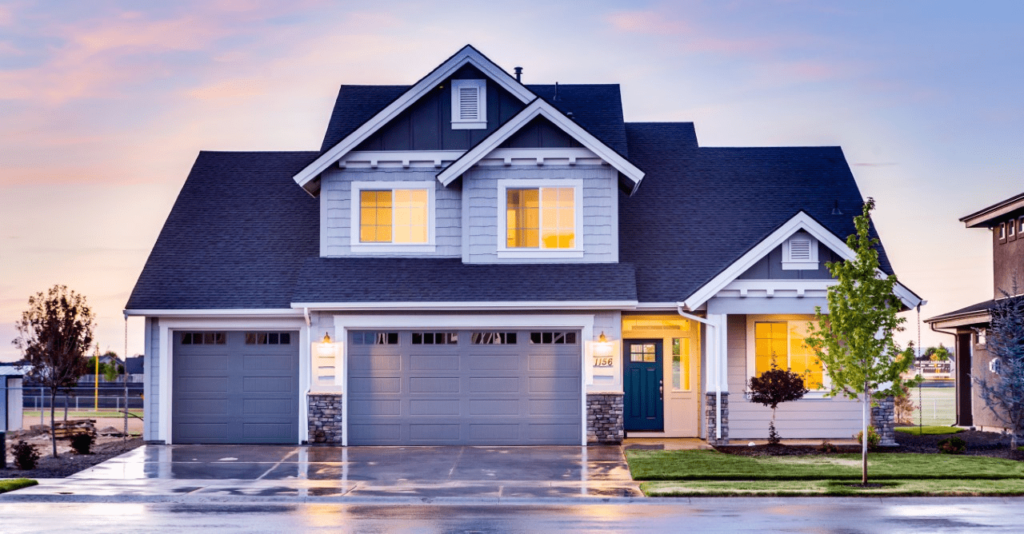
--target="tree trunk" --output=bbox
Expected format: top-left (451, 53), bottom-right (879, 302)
top-left (63, 394), bottom-right (68, 423)
top-left (50, 389), bottom-right (58, 458)
top-left (862, 386), bottom-right (869, 485)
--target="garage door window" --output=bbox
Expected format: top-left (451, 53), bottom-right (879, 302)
top-left (471, 332), bottom-right (517, 345)
top-left (181, 332), bottom-right (226, 345)
top-left (245, 332), bottom-right (292, 345)
top-left (412, 332), bottom-right (458, 344)
top-left (352, 331), bottom-right (399, 345)
top-left (529, 331), bottom-right (577, 344)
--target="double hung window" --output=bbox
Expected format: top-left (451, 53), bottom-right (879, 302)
top-left (351, 182), bottom-right (433, 250)
top-left (499, 180), bottom-right (581, 255)
top-left (749, 318), bottom-right (826, 391)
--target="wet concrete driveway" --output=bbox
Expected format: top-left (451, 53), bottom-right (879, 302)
top-left (7, 445), bottom-right (641, 502)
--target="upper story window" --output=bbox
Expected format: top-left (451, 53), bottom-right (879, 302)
top-left (781, 232), bottom-right (819, 270)
top-left (350, 181), bottom-right (434, 252)
top-left (1010, 220), bottom-right (1017, 237)
top-left (999, 223), bottom-right (1007, 242)
top-left (451, 79), bottom-right (486, 130)
top-left (497, 179), bottom-right (583, 258)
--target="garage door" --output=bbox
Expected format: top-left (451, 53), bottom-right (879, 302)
top-left (348, 330), bottom-right (582, 445)
top-left (173, 330), bottom-right (299, 444)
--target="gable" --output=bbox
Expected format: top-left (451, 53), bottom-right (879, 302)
top-left (500, 116), bottom-right (582, 149)
top-left (737, 241), bottom-right (841, 280)
top-left (353, 65), bottom-right (527, 152)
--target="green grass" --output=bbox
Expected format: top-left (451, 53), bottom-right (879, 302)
top-left (0, 479), bottom-right (38, 494)
top-left (641, 479), bottom-right (1024, 497)
top-left (895, 426), bottom-right (964, 436)
top-left (22, 410), bottom-right (143, 419)
top-left (625, 450), bottom-right (1024, 481)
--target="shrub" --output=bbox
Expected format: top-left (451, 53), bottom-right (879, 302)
top-left (817, 441), bottom-right (838, 453)
top-left (12, 441), bottom-right (40, 470)
top-left (938, 436), bottom-right (967, 454)
top-left (748, 363), bottom-right (809, 445)
top-left (854, 426), bottom-right (881, 450)
top-left (70, 433), bottom-right (94, 455)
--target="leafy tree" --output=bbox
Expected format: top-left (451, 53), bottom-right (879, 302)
top-left (803, 199), bottom-right (917, 485)
top-left (973, 287), bottom-right (1024, 448)
top-left (12, 285), bottom-right (95, 457)
top-left (748, 363), bottom-right (809, 444)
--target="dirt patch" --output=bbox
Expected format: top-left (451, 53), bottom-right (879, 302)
top-left (717, 444), bottom-right (861, 457)
top-left (715, 430), bottom-right (1023, 460)
top-left (2, 434), bottom-right (144, 479)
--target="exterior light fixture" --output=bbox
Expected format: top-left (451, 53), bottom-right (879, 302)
top-left (316, 332), bottom-right (335, 357)
top-left (593, 331), bottom-right (614, 359)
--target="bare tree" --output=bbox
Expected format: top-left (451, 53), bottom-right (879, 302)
top-left (12, 285), bottom-right (94, 457)
top-left (973, 283), bottom-right (1024, 448)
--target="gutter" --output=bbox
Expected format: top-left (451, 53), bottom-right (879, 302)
top-left (677, 306), bottom-right (722, 441)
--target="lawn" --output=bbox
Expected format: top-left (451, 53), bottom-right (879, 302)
top-left (642, 479), bottom-right (1024, 497)
top-left (0, 479), bottom-right (38, 494)
top-left (625, 450), bottom-right (1024, 481)
top-left (895, 426), bottom-right (964, 436)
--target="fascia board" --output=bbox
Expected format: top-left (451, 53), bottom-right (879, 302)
top-left (123, 308), bottom-right (303, 317)
top-left (293, 46), bottom-right (535, 191)
top-left (960, 193), bottom-right (1024, 228)
top-left (291, 300), bottom-right (638, 311)
top-left (682, 211), bottom-right (921, 311)
top-left (436, 99), bottom-right (645, 187)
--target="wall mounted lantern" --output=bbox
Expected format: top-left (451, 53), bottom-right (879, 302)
top-left (315, 332), bottom-right (336, 357)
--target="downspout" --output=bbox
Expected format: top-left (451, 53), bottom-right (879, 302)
top-left (677, 306), bottom-right (721, 441)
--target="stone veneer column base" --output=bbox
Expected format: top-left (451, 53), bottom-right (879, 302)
top-left (705, 392), bottom-right (730, 446)
top-left (587, 393), bottom-right (624, 444)
top-left (308, 393), bottom-right (343, 445)
top-left (871, 395), bottom-right (897, 447)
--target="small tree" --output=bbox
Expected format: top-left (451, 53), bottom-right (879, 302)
top-left (748, 363), bottom-right (809, 444)
top-left (12, 285), bottom-right (95, 457)
top-left (804, 199), bottom-right (917, 485)
top-left (973, 285), bottom-right (1024, 448)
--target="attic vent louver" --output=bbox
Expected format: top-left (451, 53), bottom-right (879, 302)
top-left (451, 79), bottom-right (486, 130)
top-left (789, 239), bottom-right (812, 260)
top-left (782, 232), bottom-right (819, 270)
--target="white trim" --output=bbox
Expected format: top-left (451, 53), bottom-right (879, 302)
top-left (349, 181), bottom-right (436, 252)
top-left (718, 280), bottom-right (837, 300)
top-left (155, 317), bottom-right (308, 445)
top-left (479, 148), bottom-right (601, 167)
top-left (681, 212), bottom-right (921, 310)
top-left (497, 178), bottom-right (584, 257)
top-left (293, 300), bottom-right (637, 311)
top-left (340, 150), bottom-right (464, 170)
top-left (451, 79), bottom-right (487, 129)
top-left (332, 313), bottom-right (595, 447)
top-left (744, 314), bottom-right (831, 397)
top-left (436, 99), bottom-right (645, 192)
top-left (125, 309), bottom-right (301, 317)
top-left (781, 232), bottom-right (819, 270)
top-left (294, 46), bottom-right (534, 192)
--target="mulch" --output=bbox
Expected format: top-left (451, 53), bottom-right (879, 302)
top-left (714, 429), bottom-right (1023, 460)
top-left (1, 438), bottom-right (144, 479)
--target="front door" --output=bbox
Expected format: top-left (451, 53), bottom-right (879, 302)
top-left (624, 340), bottom-right (664, 431)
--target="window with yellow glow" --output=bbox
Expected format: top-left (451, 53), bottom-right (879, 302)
top-left (359, 189), bottom-right (428, 244)
top-left (753, 320), bottom-right (824, 390)
top-left (506, 187), bottom-right (575, 249)
top-left (672, 337), bottom-right (691, 391)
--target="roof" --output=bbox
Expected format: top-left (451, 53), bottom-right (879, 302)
top-left (925, 299), bottom-right (994, 325)
top-left (293, 258), bottom-right (636, 304)
top-left (619, 122), bottom-right (894, 303)
top-left (0, 365), bottom-right (25, 377)
top-left (960, 191), bottom-right (1024, 228)
top-left (320, 84), bottom-right (630, 157)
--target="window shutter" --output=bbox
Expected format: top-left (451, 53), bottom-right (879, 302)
top-left (789, 239), bottom-right (812, 261)
top-left (458, 86), bottom-right (479, 121)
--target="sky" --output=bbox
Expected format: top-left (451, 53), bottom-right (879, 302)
top-left (1, 0), bottom-right (1022, 361)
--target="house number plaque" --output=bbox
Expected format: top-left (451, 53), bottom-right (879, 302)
top-left (593, 357), bottom-right (614, 368)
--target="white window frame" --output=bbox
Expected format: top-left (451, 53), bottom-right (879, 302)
top-left (999, 223), bottom-right (1006, 240)
top-left (497, 178), bottom-right (584, 259)
top-left (349, 181), bottom-right (436, 253)
top-left (745, 315), bottom-right (831, 397)
top-left (451, 79), bottom-right (487, 130)
top-left (781, 232), bottom-right (819, 270)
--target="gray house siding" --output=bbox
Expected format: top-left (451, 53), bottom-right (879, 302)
top-left (725, 314), bottom-right (863, 439)
top-left (144, 317), bottom-right (159, 442)
top-left (738, 242), bottom-right (840, 280)
top-left (462, 166), bottom-right (619, 263)
top-left (321, 168), bottom-right (461, 257)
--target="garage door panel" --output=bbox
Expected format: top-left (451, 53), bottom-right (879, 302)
top-left (176, 423), bottom-right (229, 440)
top-left (243, 376), bottom-right (292, 393)
top-left (180, 377), bottom-right (230, 393)
top-left (242, 398), bottom-right (293, 416)
top-left (178, 354), bottom-right (229, 371)
top-left (243, 423), bottom-right (294, 439)
top-left (349, 354), bottom-right (402, 371)
top-left (349, 329), bottom-right (581, 445)
top-left (243, 354), bottom-right (292, 371)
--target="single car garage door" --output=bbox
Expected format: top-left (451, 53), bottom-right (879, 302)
top-left (348, 329), bottom-right (582, 445)
top-left (173, 330), bottom-right (299, 444)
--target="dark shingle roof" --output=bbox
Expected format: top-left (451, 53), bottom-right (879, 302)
top-left (620, 122), bottom-right (893, 303)
top-left (925, 299), bottom-right (994, 324)
top-left (294, 258), bottom-right (636, 303)
top-left (125, 151), bottom-right (320, 310)
top-left (319, 84), bottom-right (629, 156)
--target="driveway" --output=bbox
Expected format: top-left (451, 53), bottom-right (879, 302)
top-left (3, 445), bottom-right (641, 502)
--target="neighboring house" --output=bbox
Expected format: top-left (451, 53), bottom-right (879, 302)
top-left (0, 364), bottom-right (25, 433)
top-left (126, 45), bottom-right (921, 446)
top-left (926, 192), bottom-right (1024, 431)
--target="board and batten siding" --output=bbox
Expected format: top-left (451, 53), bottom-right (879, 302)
top-left (590, 311), bottom-right (622, 392)
top-left (321, 168), bottom-right (461, 258)
top-left (725, 314), bottom-right (863, 439)
top-left (144, 317), bottom-right (159, 442)
top-left (737, 242), bottom-right (840, 280)
top-left (462, 166), bottom-right (618, 263)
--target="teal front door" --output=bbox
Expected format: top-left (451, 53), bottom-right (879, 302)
top-left (624, 340), bottom-right (664, 431)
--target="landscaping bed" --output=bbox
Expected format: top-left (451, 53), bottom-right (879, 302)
top-left (641, 478), bottom-right (1024, 497)
top-left (2, 436), bottom-right (144, 479)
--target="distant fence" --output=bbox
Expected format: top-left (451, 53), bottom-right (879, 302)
top-left (11, 386), bottom-right (144, 424)
top-left (907, 385), bottom-right (956, 426)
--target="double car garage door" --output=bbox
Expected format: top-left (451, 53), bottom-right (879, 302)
top-left (172, 329), bottom-right (581, 445)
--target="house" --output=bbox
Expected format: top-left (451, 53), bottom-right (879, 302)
top-left (926, 192), bottom-right (1024, 431)
top-left (125, 45), bottom-right (921, 446)
top-left (0, 364), bottom-right (25, 433)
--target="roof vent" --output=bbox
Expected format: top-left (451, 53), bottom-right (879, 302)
top-left (451, 79), bottom-right (486, 130)
top-left (831, 200), bottom-right (843, 215)
top-left (782, 232), bottom-right (819, 270)
top-left (514, 66), bottom-right (522, 82)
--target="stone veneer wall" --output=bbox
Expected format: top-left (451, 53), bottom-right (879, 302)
top-left (871, 396), bottom-right (897, 447)
top-left (308, 393), bottom-right (343, 445)
top-left (705, 392), bottom-right (730, 446)
top-left (587, 393), bottom-right (624, 444)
